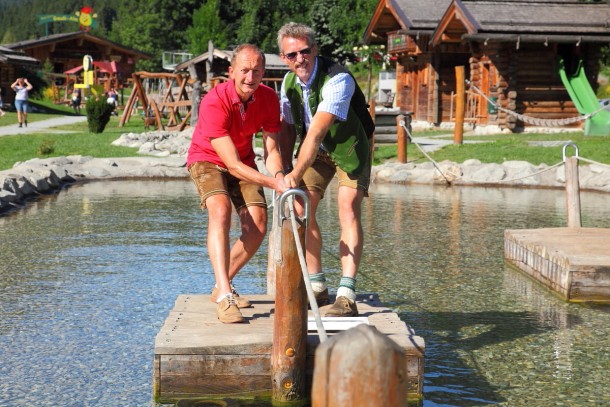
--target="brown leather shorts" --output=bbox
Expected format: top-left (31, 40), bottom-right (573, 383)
top-left (188, 161), bottom-right (267, 210)
top-left (300, 150), bottom-right (371, 198)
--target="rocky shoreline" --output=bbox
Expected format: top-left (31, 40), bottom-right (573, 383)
top-left (1, 129), bottom-right (609, 215)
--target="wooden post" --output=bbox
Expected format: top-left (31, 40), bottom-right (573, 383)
top-left (396, 114), bottom-right (407, 163)
top-left (271, 217), bottom-right (308, 403)
top-left (266, 208), bottom-right (280, 296)
top-left (454, 66), bottom-right (465, 145)
top-left (312, 324), bottom-right (407, 407)
top-left (565, 156), bottom-right (582, 227)
top-left (369, 98), bottom-right (376, 164)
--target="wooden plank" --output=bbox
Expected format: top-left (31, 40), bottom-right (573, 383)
top-left (504, 227), bottom-right (610, 302)
top-left (153, 293), bottom-right (425, 402)
top-left (158, 354), bottom-right (271, 400)
top-left (307, 317), bottom-right (369, 332)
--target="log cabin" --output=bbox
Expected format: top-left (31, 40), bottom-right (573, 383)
top-left (3, 31), bottom-right (151, 87)
top-left (364, 0), bottom-right (610, 132)
top-left (0, 46), bottom-right (40, 106)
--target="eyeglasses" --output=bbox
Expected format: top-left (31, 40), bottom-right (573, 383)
top-left (283, 47), bottom-right (312, 60)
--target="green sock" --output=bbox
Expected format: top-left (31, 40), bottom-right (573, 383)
top-left (337, 276), bottom-right (356, 301)
top-left (309, 272), bottom-right (327, 292)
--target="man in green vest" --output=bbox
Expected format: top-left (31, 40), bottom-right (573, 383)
top-left (276, 22), bottom-right (375, 317)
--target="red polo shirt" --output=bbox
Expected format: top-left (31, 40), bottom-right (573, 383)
top-left (186, 80), bottom-right (280, 168)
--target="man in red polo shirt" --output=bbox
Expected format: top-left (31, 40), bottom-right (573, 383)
top-left (187, 44), bottom-right (288, 323)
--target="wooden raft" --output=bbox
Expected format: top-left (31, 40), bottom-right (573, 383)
top-left (153, 293), bottom-right (425, 404)
top-left (504, 227), bottom-right (610, 302)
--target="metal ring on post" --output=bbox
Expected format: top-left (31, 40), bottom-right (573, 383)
top-left (278, 188), bottom-right (310, 227)
top-left (274, 189), bottom-right (310, 264)
top-left (562, 142), bottom-right (579, 162)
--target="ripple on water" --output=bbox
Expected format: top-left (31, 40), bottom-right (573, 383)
top-left (0, 181), bottom-right (609, 406)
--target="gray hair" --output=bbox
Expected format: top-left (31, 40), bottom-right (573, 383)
top-left (231, 44), bottom-right (266, 67)
top-left (277, 22), bottom-right (316, 53)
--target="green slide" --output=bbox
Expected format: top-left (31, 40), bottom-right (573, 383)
top-left (557, 58), bottom-right (610, 136)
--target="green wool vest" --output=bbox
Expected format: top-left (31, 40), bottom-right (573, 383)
top-left (284, 56), bottom-right (374, 175)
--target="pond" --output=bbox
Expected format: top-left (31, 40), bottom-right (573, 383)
top-left (0, 180), bottom-right (608, 406)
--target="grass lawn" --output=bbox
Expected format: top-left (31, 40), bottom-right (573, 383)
top-left (1, 98), bottom-right (609, 171)
top-left (0, 115), bottom-right (143, 170)
top-left (373, 131), bottom-right (610, 167)
top-left (0, 99), bottom-right (79, 126)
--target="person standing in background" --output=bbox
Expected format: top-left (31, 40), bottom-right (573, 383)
top-left (0, 88), bottom-right (6, 117)
top-left (11, 78), bottom-right (33, 127)
top-left (71, 88), bottom-right (82, 114)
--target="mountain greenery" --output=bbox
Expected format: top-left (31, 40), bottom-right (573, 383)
top-left (0, 0), bottom-right (378, 70)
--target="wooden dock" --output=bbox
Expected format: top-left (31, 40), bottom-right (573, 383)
top-left (153, 293), bottom-right (425, 404)
top-left (504, 227), bottom-right (610, 302)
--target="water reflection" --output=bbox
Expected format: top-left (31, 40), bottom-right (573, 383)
top-left (0, 180), bottom-right (608, 406)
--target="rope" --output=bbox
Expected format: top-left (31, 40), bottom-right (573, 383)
top-left (496, 161), bottom-right (564, 183)
top-left (466, 80), bottom-right (602, 126)
top-left (400, 122), bottom-right (453, 185)
top-left (577, 156), bottom-right (610, 169)
top-left (284, 195), bottom-right (328, 342)
top-left (399, 121), bottom-right (571, 184)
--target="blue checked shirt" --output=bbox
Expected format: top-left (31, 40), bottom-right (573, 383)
top-left (280, 57), bottom-right (355, 132)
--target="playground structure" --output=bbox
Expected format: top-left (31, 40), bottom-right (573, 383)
top-left (49, 57), bottom-right (119, 105)
top-left (73, 55), bottom-right (103, 97)
top-left (118, 71), bottom-right (193, 132)
top-left (557, 58), bottom-right (610, 136)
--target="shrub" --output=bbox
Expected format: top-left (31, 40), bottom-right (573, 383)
top-left (37, 139), bottom-right (55, 155)
top-left (85, 95), bottom-right (114, 133)
top-left (41, 87), bottom-right (55, 101)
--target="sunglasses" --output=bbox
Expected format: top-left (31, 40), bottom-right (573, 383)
top-left (283, 47), bottom-right (312, 60)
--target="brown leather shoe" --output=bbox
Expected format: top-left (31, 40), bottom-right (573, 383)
top-left (324, 296), bottom-right (358, 317)
top-left (310, 288), bottom-right (329, 308)
top-left (211, 286), bottom-right (252, 308)
top-left (216, 295), bottom-right (245, 323)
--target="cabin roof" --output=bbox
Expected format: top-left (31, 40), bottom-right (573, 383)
top-left (457, 0), bottom-right (610, 35)
top-left (174, 49), bottom-right (288, 73)
top-left (432, 0), bottom-right (610, 45)
top-left (365, 0), bottom-right (610, 46)
top-left (364, 0), bottom-right (452, 43)
top-left (3, 31), bottom-right (151, 59)
top-left (0, 45), bottom-right (39, 66)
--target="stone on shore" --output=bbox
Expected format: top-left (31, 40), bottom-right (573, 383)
top-left (1, 128), bottom-right (609, 215)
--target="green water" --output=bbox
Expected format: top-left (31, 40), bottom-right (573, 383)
top-left (0, 180), bottom-right (608, 406)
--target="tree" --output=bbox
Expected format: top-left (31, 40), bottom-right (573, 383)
top-left (235, 0), bottom-right (287, 53)
top-left (107, 3), bottom-right (164, 71)
top-left (187, 0), bottom-right (228, 55)
top-left (309, 0), bottom-right (337, 60)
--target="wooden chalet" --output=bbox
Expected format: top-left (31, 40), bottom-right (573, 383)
top-left (364, 0), bottom-right (610, 131)
top-left (0, 46), bottom-right (39, 105)
top-left (3, 31), bottom-right (151, 86)
top-left (174, 49), bottom-right (290, 94)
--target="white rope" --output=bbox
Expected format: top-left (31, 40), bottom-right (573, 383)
top-left (496, 161), bottom-right (564, 183)
top-left (577, 156), bottom-right (610, 169)
top-left (466, 80), bottom-right (603, 126)
top-left (285, 196), bottom-right (327, 342)
top-left (400, 122), bottom-right (452, 185)
top-left (400, 122), bottom-right (569, 184)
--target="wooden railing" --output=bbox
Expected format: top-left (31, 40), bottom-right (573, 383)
top-left (450, 90), bottom-right (483, 123)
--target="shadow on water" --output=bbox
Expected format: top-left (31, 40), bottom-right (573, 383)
top-left (393, 306), bottom-right (582, 406)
